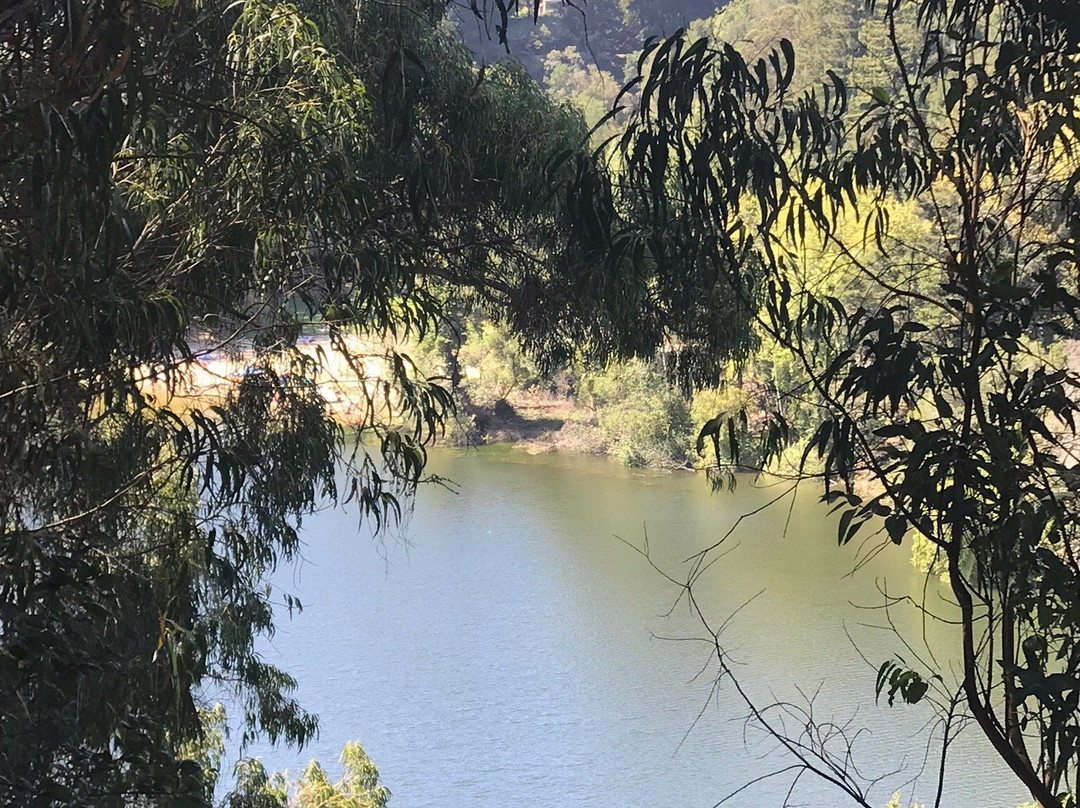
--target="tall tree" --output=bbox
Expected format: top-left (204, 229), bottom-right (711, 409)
top-left (0, 0), bottom-right (688, 804)
top-left (601, 0), bottom-right (1080, 805)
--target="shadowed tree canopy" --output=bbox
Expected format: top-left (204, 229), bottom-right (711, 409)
top-left (0, 0), bottom-right (757, 804)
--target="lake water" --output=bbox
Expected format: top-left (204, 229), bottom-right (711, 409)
top-left (228, 447), bottom-right (1028, 808)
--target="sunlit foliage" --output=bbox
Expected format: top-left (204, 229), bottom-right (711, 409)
top-left (600, 0), bottom-right (1080, 805)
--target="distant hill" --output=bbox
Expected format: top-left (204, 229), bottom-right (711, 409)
top-left (452, 0), bottom-right (730, 81)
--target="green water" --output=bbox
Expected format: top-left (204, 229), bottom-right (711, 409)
top-left (236, 447), bottom-right (1027, 808)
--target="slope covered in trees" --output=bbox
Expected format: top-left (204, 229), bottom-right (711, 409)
top-left (456, 0), bottom-right (727, 81)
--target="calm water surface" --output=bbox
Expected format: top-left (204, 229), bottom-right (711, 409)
top-left (231, 447), bottom-right (1027, 808)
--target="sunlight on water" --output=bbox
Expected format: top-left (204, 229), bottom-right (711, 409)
top-left (225, 447), bottom-right (1026, 808)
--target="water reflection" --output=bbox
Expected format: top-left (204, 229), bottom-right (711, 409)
top-left (234, 447), bottom-right (1025, 808)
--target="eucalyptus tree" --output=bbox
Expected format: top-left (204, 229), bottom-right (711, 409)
top-left (0, 0), bottom-right (697, 804)
top-left (598, 0), bottom-right (1080, 804)
top-left (227, 742), bottom-right (389, 808)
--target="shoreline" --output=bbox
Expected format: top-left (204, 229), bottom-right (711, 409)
top-left (457, 392), bottom-right (702, 472)
top-left (137, 349), bottom-right (710, 472)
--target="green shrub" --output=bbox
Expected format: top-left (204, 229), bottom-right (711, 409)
top-left (458, 320), bottom-right (538, 407)
top-left (584, 359), bottom-right (693, 468)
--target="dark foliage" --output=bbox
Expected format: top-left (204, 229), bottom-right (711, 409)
top-left (0, 0), bottom-right (695, 803)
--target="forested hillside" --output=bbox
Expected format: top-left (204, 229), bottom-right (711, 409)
top-left (426, 0), bottom-right (934, 472)
top-left (456, 0), bottom-right (726, 80)
top-left (689, 0), bottom-right (920, 93)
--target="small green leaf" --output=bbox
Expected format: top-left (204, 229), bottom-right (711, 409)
top-left (870, 86), bottom-right (891, 105)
